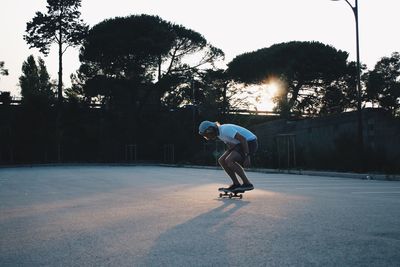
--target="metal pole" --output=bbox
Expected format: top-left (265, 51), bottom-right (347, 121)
top-left (287, 136), bottom-right (290, 169)
top-left (292, 135), bottom-right (296, 169)
top-left (192, 78), bottom-right (196, 135)
top-left (332, 0), bottom-right (364, 168)
top-left (277, 137), bottom-right (281, 169)
top-left (354, 0), bottom-right (364, 161)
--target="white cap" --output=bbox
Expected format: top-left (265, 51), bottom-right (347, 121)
top-left (198, 121), bottom-right (217, 134)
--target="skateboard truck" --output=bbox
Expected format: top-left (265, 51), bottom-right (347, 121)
top-left (218, 189), bottom-right (244, 199)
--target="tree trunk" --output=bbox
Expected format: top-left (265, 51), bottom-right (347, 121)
top-left (287, 82), bottom-right (303, 115)
top-left (56, 22), bottom-right (63, 162)
top-left (58, 41), bottom-right (63, 104)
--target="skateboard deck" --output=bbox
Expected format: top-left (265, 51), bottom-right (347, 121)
top-left (218, 188), bottom-right (245, 199)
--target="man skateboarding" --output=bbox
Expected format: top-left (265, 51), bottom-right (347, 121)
top-left (199, 121), bottom-right (258, 192)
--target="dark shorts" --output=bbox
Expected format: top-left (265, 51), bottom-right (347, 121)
top-left (231, 139), bottom-right (258, 161)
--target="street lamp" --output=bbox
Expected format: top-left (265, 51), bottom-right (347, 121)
top-left (331, 0), bottom-right (364, 166)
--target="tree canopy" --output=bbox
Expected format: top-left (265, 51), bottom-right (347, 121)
top-left (366, 52), bottom-right (400, 115)
top-left (76, 14), bottom-right (224, 113)
top-left (227, 41), bottom-right (350, 116)
top-left (80, 15), bottom-right (173, 79)
top-left (19, 55), bottom-right (54, 106)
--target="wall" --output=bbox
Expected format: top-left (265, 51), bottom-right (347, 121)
top-left (251, 108), bottom-right (400, 173)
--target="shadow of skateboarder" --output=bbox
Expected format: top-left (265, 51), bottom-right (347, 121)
top-left (139, 199), bottom-right (250, 266)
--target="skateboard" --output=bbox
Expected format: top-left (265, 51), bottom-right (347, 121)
top-left (218, 188), bottom-right (245, 199)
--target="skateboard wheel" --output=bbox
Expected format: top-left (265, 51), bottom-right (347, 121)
top-left (239, 194), bottom-right (243, 199)
top-left (219, 193), bottom-right (223, 198)
top-left (229, 193), bottom-right (233, 199)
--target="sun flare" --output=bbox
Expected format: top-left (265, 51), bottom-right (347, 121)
top-left (255, 79), bottom-right (282, 112)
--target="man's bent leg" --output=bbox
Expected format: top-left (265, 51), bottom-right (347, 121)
top-left (218, 150), bottom-right (241, 185)
top-left (225, 151), bottom-right (252, 185)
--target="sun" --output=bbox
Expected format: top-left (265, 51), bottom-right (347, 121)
top-left (255, 81), bottom-right (281, 112)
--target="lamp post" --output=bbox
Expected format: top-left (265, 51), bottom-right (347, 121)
top-left (331, 0), bottom-right (364, 167)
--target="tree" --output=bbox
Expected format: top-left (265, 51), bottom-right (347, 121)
top-left (78, 15), bottom-right (224, 113)
top-left (161, 69), bottom-right (229, 117)
top-left (24, 0), bottom-right (88, 104)
top-left (302, 61), bottom-right (367, 116)
top-left (227, 41), bottom-right (349, 117)
top-left (19, 55), bottom-right (55, 105)
top-left (0, 61), bottom-right (9, 77)
top-left (366, 52), bottom-right (400, 116)
top-left (17, 56), bottom-right (56, 163)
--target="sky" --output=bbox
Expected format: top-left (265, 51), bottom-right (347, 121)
top-left (1, 0), bottom-right (399, 110)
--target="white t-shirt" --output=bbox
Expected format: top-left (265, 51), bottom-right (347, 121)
top-left (218, 124), bottom-right (257, 145)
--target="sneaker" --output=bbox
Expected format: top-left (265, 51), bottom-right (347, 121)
top-left (219, 184), bottom-right (241, 191)
top-left (239, 183), bottom-right (254, 191)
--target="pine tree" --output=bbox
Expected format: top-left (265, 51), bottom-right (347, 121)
top-left (19, 55), bottom-right (54, 105)
top-left (24, 0), bottom-right (88, 104)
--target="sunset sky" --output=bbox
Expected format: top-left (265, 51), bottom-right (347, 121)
top-left (1, 0), bottom-right (399, 110)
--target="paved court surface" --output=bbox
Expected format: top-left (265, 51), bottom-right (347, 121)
top-left (1, 165), bottom-right (400, 266)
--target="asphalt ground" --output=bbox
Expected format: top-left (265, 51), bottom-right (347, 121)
top-left (0, 165), bottom-right (399, 266)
